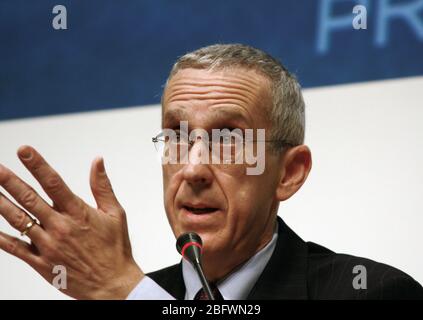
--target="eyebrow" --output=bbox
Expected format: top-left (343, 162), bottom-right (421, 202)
top-left (162, 107), bottom-right (188, 127)
top-left (162, 106), bottom-right (253, 129)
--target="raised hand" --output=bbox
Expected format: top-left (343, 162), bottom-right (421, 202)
top-left (0, 146), bottom-right (144, 299)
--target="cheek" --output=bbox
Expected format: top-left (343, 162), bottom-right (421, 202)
top-left (162, 166), bottom-right (182, 220)
top-left (219, 175), bottom-right (258, 229)
top-left (162, 169), bottom-right (171, 207)
top-left (163, 165), bottom-right (181, 196)
top-left (223, 173), bottom-right (277, 229)
top-left (230, 187), bottom-right (256, 225)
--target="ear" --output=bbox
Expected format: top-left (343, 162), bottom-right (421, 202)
top-left (276, 145), bottom-right (312, 201)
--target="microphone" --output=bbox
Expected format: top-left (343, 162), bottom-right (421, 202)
top-left (176, 232), bottom-right (215, 300)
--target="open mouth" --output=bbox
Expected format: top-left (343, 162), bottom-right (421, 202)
top-left (182, 205), bottom-right (219, 215)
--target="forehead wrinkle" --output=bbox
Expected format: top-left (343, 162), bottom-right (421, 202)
top-left (166, 80), bottom-right (260, 101)
top-left (164, 72), bottom-right (267, 107)
top-left (162, 69), bottom-right (272, 129)
top-left (168, 75), bottom-right (262, 94)
top-left (164, 82), bottom-right (262, 111)
top-left (163, 103), bottom-right (253, 130)
top-left (208, 105), bottom-right (253, 127)
top-left (166, 92), bottom-right (255, 110)
top-left (165, 90), bottom-right (267, 128)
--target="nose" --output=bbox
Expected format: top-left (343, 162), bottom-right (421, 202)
top-left (182, 140), bottom-right (213, 188)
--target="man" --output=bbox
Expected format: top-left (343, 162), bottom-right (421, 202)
top-left (0, 44), bottom-right (422, 299)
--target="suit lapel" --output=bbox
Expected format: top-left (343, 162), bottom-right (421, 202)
top-left (147, 262), bottom-right (186, 300)
top-left (247, 217), bottom-right (309, 299)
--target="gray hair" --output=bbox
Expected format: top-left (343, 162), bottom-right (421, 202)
top-left (162, 43), bottom-right (305, 150)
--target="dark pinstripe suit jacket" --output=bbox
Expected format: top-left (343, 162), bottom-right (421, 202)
top-left (147, 217), bottom-right (423, 299)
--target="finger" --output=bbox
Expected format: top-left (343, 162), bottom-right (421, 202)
top-left (90, 157), bottom-right (123, 213)
top-left (0, 230), bottom-right (45, 270)
top-left (0, 191), bottom-right (50, 246)
top-left (17, 145), bottom-right (82, 214)
top-left (0, 164), bottom-right (58, 224)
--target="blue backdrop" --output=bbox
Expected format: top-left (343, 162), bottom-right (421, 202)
top-left (1, 0), bottom-right (422, 121)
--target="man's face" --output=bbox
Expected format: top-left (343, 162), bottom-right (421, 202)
top-left (161, 68), bottom-right (283, 272)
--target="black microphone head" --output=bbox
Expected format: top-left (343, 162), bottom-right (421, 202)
top-left (176, 232), bottom-right (203, 265)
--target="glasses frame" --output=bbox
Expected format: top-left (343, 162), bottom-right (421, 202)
top-left (152, 131), bottom-right (296, 160)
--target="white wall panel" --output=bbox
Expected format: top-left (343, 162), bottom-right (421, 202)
top-left (1, 76), bottom-right (422, 299)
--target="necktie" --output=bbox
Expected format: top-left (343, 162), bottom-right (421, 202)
top-left (194, 283), bottom-right (224, 300)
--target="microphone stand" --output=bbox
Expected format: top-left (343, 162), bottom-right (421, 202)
top-left (192, 258), bottom-right (215, 300)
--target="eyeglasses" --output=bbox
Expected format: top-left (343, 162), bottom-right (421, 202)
top-left (152, 129), bottom-right (294, 165)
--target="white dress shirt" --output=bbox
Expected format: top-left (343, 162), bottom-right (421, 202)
top-left (127, 223), bottom-right (278, 300)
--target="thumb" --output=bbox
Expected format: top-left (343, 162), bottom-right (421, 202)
top-left (90, 157), bottom-right (122, 213)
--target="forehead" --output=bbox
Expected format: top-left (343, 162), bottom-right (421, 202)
top-left (162, 68), bottom-right (272, 129)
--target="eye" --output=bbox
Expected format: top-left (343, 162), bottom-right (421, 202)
top-left (174, 130), bottom-right (182, 142)
top-left (218, 128), bottom-right (243, 145)
top-left (173, 129), bottom-right (191, 144)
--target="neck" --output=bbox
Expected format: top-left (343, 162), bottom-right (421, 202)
top-left (201, 218), bottom-right (277, 282)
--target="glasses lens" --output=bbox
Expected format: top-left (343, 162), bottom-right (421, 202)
top-left (211, 131), bottom-right (244, 164)
top-left (154, 130), bottom-right (247, 165)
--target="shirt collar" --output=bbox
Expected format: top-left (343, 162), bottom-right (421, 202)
top-left (182, 221), bottom-right (279, 300)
